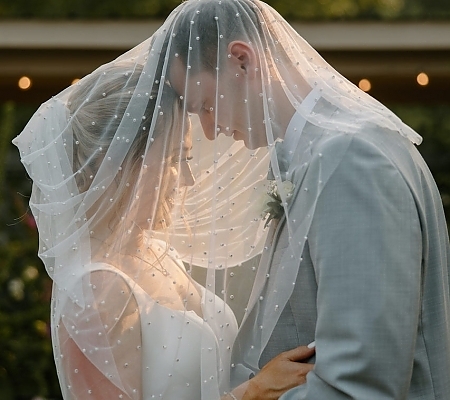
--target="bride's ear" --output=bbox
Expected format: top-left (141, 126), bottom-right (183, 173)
top-left (227, 41), bottom-right (258, 79)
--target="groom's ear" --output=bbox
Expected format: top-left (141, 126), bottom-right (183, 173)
top-left (227, 41), bottom-right (258, 79)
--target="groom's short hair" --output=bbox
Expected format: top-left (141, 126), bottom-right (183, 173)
top-left (169, 0), bottom-right (265, 74)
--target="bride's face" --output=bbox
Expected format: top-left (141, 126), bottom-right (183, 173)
top-left (136, 125), bottom-right (194, 230)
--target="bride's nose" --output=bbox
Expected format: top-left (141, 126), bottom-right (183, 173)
top-left (180, 162), bottom-right (195, 187)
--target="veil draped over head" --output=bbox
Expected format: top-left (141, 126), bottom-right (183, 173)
top-left (13, 0), bottom-right (422, 399)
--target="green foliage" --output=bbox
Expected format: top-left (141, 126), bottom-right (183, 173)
top-left (0, 0), bottom-right (182, 19)
top-left (268, 0), bottom-right (407, 20)
top-left (0, 102), bottom-right (61, 399)
top-left (0, 0), bottom-right (449, 20)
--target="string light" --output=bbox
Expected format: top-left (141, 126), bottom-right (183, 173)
top-left (417, 72), bottom-right (429, 86)
top-left (71, 78), bottom-right (81, 85)
top-left (358, 78), bottom-right (371, 92)
top-left (18, 76), bottom-right (32, 90)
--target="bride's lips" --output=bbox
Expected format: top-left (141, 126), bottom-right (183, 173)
top-left (222, 127), bottom-right (233, 137)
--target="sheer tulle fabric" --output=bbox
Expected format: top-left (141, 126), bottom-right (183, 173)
top-left (14, 40), bottom-right (268, 400)
top-left (13, 0), bottom-right (422, 398)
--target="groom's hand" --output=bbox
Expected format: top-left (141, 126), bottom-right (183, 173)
top-left (242, 345), bottom-right (315, 400)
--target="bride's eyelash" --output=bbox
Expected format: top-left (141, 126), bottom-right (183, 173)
top-left (169, 155), bottom-right (192, 165)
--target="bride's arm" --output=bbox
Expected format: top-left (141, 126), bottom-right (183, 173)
top-left (221, 382), bottom-right (249, 400)
top-left (58, 270), bottom-right (142, 399)
top-left (222, 345), bottom-right (315, 400)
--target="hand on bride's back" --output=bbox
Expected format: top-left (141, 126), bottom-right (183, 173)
top-left (242, 345), bottom-right (315, 400)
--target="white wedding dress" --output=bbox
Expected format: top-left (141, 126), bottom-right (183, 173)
top-left (57, 241), bottom-right (238, 400)
top-left (100, 264), bottom-right (237, 399)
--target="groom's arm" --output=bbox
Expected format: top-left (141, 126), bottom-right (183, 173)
top-left (281, 134), bottom-right (422, 399)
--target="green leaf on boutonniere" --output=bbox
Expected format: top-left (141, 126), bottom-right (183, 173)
top-left (259, 180), bottom-right (295, 228)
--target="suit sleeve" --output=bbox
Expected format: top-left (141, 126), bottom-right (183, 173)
top-left (281, 135), bottom-right (422, 399)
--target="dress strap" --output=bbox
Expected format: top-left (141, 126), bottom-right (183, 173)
top-left (88, 262), bottom-right (148, 304)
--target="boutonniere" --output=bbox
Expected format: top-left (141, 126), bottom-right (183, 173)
top-left (260, 180), bottom-right (295, 228)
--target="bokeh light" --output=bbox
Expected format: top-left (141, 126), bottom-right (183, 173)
top-left (18, 76), bottom-right (32, 90)
top-left (417, 72), bottom-right (429, 86)
top-left (358, 78), bottom-right (371, 92)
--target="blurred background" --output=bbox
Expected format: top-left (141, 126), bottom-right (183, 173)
top-left (1, 0), bottom-right (449, 398)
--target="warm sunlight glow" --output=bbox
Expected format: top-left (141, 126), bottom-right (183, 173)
top-left (18, 76), bottom-right (32, 90)
top-left (358, 78), bottom-right (371, 92)
top-left (417, 72), bottom-right (429, 86)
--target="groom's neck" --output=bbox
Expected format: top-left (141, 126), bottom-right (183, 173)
top-left (271, 81), bottom-right (310, 141)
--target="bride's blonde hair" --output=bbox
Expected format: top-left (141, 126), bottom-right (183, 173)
top-left (67, 62), bottom-right (185, 231)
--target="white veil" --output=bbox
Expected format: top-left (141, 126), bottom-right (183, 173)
top-left (13, 25), bottom-right (269, 400)
top-left (13, 0), bottom-right (423, 398)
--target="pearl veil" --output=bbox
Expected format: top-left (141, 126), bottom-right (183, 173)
top-left (13, 0), bottom-right (422, 398)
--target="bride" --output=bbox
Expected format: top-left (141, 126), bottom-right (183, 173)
top-left (12, 58), bottom-right (246, 399)
top-left (13, 28), bottom-right (281, 395)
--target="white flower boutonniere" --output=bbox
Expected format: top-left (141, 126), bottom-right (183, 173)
top-left (260, 180), bottom-right (295, 228)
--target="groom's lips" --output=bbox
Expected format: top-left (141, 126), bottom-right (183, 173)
top-left (220, 129), bottom-right (244, 141)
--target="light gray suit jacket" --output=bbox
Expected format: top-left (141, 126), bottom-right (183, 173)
top-left (237, 100), bottom-right (450, 399)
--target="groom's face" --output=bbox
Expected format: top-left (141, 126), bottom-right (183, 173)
top-left (169, 57), bottom-right (267, 150)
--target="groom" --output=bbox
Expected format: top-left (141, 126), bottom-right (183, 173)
top-left (168, 0), bottom-right (450, 399)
